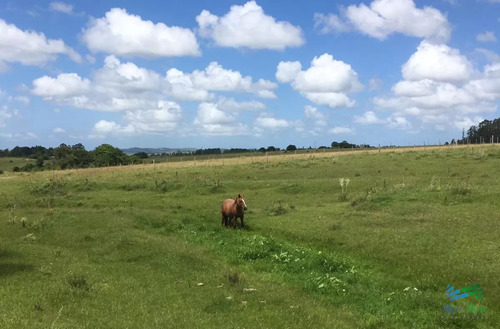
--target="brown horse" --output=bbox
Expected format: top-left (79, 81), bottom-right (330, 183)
top-left (221, 194), bottom-right (248, 228)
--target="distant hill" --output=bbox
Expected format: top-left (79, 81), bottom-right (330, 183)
top-left (121, 147), bottom-right (196, 155)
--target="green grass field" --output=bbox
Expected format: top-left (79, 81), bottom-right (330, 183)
top-left (1, 146), bottom-right (498, 328)
top-left (0, 157), bottom-right (36, 172)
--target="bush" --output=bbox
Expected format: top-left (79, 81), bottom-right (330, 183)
top-left (0, 168), bottom-right (3, 175)
top-left (448, 178), bottom-right (473, 196)
top-left (268, 201), bottom-right (288, 216)
top-left (67, 274), bottom-right (90, 291)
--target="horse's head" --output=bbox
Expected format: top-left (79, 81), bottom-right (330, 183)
top-left (236, 194), bottom-right (248, 211)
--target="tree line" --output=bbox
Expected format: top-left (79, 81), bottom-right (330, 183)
top-left (0, 140), bottom-right (366, 172)
top-left (452, 118), bottom-right (500, 145)
top-left (0, 143), bottom-right (132, 172)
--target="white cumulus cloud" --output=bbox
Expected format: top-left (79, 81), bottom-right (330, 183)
top-left (196, 1), bottom-right (304, 50)
top-left (32, 73), bottom-right (91, 98)
top-left (402, 41), bottom-right (473, 83)
top-left (369, 42), bottom-right (500, 132)
top-left (81, 8), bottom-right (200, 58)
top-left (166, 62), bottom-right (277, 100)
top-left (315, 0), bottom-right (451, 42)
top-left (276, 53), bottom-right (362, 108)
top-left (304, 105), bottom-right (326, 121)
top-left (255, 113), bottom-right (291, 129)
top-left (275, 61), bottom-right (302, 83)
top-left (194, 102), bottom-right (249, 136)
top-left (94, 55), bottom-right (163, 94)
top-left (0, 19), bottom-right (81, 68)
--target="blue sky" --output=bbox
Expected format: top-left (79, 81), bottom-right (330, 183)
top-left (1, 0), bottom-right (500, 150)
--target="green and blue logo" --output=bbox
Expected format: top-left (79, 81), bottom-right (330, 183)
top-left (442, 284), bottom-right (487, 319)
top-left (446, 284), bottom-right (484, 302)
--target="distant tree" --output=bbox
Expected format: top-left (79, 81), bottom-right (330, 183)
top-left (224, 148), bottom-right (252, 154)
top-left (286, 144), bottom-right (297, 152)
top-left (331, 140), bottom-right (357, 148)
top-left (73, 149), bottom-right (93, 168)
top-left (72, 143), bottom-right (86, 150)
top-left (194, 148), bottom-right (222, 155)
top-left (266, 146), bottom-right (277, 152)
top-left (93, 144), bottom-right (129, 167)
top-left (258, 147), bottom-right (266, 153)
top-left (10, 146), bottom-right (32, 157)
top-left (54, 144), bottom-right (75, 169)
top-left (30, 145), bottom-right (49, 159)
top-left (133, 152), bottom-right (149, 159)
top-left (465, 118), bottom-right (500, 143)
top-left (35, 157), bottom-right (44, 169)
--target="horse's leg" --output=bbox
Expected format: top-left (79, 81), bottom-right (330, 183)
top-left (222, 213), bottom-right (227, 226)
top-left (241, 214), bottom-right (244, 228)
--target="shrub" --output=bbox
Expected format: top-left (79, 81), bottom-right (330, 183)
top-left (30, 178), bottom-right (66, 196)
top-left (448, 178), bottom-right (472, 196)
top-left (67, 274), bottom-right (90, 291)
top-left (225, 271), bottom-right (243, 285)
top-left (268, 201), bottom-right (288, 216)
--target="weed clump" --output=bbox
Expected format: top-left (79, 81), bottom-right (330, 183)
top-left (429, 176), bottom-right (441, 191)
top-left (448, 178), bottom-right (472, 196)
top-left (240, 235), bottom-right (281, 260)
top-left (338, 178), bottom-right (350, 202)
top-left (225, 271), bottom-right (243, 285)
top-left (30, 178), bottom-right (66, 196)
top-left (154, 180), bottom-right (170, 193)
top-left (67, 274), bottom-right (90, 291)
top-left (267, 201), bottom-right (288, 216)
top-left (209, 173), bottom-right (225, 193)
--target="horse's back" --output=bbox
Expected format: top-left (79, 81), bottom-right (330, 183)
top-left (221, 199), bottom-right (235, 213)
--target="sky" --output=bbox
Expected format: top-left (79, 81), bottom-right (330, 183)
top-left (1, 0), bottom-right (500, 150)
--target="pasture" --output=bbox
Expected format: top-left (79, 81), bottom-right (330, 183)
top-left (0, 145), bottom-right (498, 328)
top-left (0, 157), bottom-right (36, 172)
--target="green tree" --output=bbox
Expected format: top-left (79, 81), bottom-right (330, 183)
top-left (72, 143), bottom-right (86, 150)
top-left (133, 152), bottom-right (149, 159)
top-left (35, 157), bottom-right (44, 169)
top-left (286, 144), bottom-right (297, 151)
top-left (93, 144), bottom-right (129, 167)
top-left (74, 149), bottom-right (93, 168)
top-left (54, 143), bottom-right (75, 169)
top-left (266, 146), bottom-right (277, 152)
